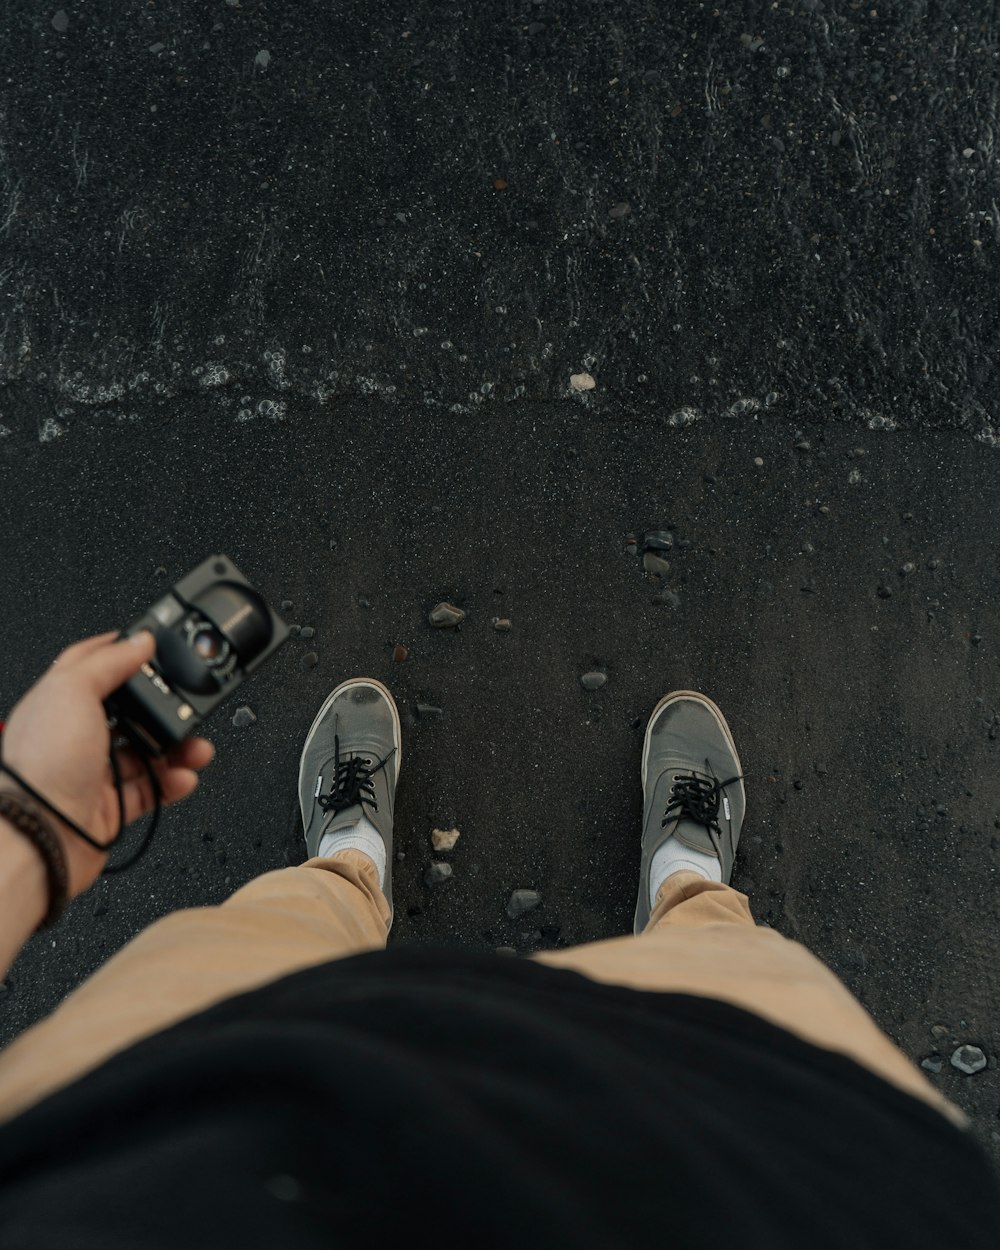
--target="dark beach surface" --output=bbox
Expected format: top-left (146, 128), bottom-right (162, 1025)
top-left (0, 1), bottom-right (998, 1161)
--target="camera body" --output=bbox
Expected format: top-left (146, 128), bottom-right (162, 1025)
top-left (104, 554), bottom-right (290, 756)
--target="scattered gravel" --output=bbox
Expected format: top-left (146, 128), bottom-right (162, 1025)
top-left (507, 888), bottom-right (542, 919)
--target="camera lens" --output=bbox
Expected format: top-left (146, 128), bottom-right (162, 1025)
top-left (192, 627), bottom-right (224, 663)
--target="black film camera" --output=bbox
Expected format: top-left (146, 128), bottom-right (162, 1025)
top-left (104, 554), bottom-right (290, 756)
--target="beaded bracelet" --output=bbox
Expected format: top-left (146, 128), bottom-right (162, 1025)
top-left (0, 791), bottom-right (70, 931)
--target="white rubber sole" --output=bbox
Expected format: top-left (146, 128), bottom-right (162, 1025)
top-left (297, 677), bottom-right (403, 828)
top-left (641, 689), bottom-right (746, 811)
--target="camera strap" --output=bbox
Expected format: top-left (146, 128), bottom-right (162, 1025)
top-left (0, 720), bottom-right (164, 874)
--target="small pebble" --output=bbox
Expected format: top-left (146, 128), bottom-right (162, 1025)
top-left (927, 558), bottom-right (941, 570)
top-left (289, 625), bottom-right (302, 638)
top-left (899, 562), bottom-right (916, 576)
top-left (703, 471), bottom-right (716, 484)
top-left (581, 671), bottom-right (607, 691)
top-left (393, 644), bottom-right (408, 662)
top-left (93, 900), bottom-right (108, 917)
top-left (301, 651), bottom-right (319, 670)
top-left (507, 888), bottom-right (542, 919)
top-left (642, 530), bottom-right (673, 552)
top-left (431, 827), bottom-right (461, 852)
top-left (495, 946), bottom-right (518, 957)
top-left (794, 439), bottom-right (812, 452)
top-left (280, 600), bottom-right (294, 612)
top-left (877, 585), bottom-right (892, 599)
top-left (642, 552), bottom-right (671, 576)
top-left (52, 9), bottom-right (69, 32)
top-left (920, 1056), bottom-right (943, 1074)
top-left (963, 147), bottom-right (975, 158)
top-left (493, 617), bottom-right (512, 631)
top-left (951, 1045), bottom-right (987, 1074)
top-left (607, 202), bottom-right (631, 219)
top-left (429, 602), bottom-right (466, 628)
top-left (416, 702), bottom-right (443, 719)
top-left (651, 588), bottom-right (681, 608)
top-left (396, 850), bottom-right (405, 861)
top-left (754, 456), bottom-right (764, 467)
top-left (300, 626), bottom-right (316, 639)
top-left (570, 371), bottom-right (597, 390)
top-left (232, 705), bottom-right (257, 729)
top-left (154, 565), bottom-right (168, 578)
top-left (424, 862), bottom-right (453, 886)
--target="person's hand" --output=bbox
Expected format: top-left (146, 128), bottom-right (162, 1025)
top-left (0, 630), bottom-right (215, 896)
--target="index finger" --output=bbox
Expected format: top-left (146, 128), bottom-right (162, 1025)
top-left (52, 631), bottom-right (122, 669)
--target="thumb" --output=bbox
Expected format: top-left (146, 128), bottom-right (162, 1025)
top-left (78, 629), bottom-right (158, 699)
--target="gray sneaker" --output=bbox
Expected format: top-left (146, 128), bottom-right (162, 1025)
top-left (634, 690), bottom-right (746, 934)
top-left (298, 678), bottom-right (402, 929)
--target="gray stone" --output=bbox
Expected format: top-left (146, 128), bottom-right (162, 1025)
top-left (651, 588), bottom-right (681, 608)
top-left (580, 671), bottom-right (607, 691)
top-left (416, 702), bottom-right (443, 719)
top-left (951, 1044), bottom-right (987, 1074)
top-left (424, 862), bottom-right (453, 886)
top-left (642, 530), bottom-right (673, 552)
top-left (492, 617), bottom-right (512, 631)
top-left (280, 600), bottom-right (294, 612)
top-left (52, 10), bottom-right (69, 32)
top-left (507, 888), bottom-right (542, 919)
top-left (920, 1056), bottom-right (943, 1074)
top-left (642, 552), bottom-right (671, 576)
top-left (232, 705), bottom-right (257, 729)
top-left (300, 625), bottom-right (316, 639)
top-left (429, 602), bottom-right (466, 628)
top-left (301, 651), bottom-right (319, 670)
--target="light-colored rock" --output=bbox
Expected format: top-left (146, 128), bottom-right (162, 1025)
top-left (431, 827), bottom-right (461, 852)
top-left (951, 1045), bottom-right (987, 1075)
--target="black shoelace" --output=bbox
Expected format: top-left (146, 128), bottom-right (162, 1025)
top-left (317, 732), bottom-right (396, 819)
top-left (662, 759), bottom-right (745, 859)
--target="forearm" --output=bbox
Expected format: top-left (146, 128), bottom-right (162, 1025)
top-left (0, 815), bottom-right (48, 979)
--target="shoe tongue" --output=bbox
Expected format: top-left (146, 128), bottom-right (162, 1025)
top-left (322, 804), bottom-right (364, 837)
